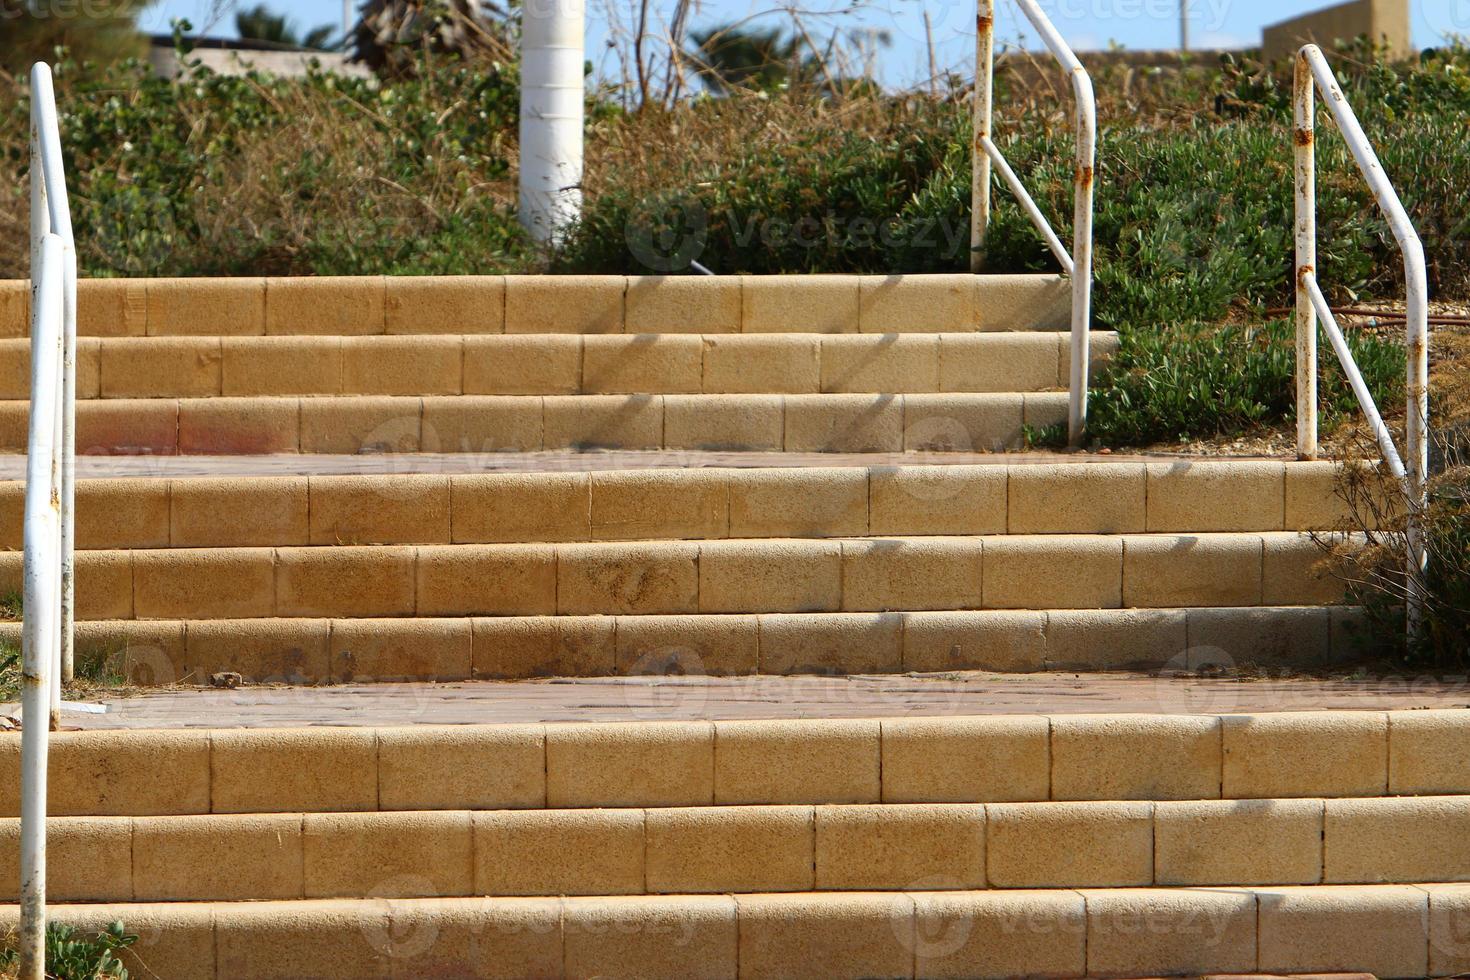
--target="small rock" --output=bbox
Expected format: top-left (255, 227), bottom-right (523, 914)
top-left (209, 672), bottom-right (243, 690)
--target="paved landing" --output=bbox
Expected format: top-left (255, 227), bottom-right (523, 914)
top-left (48, 671), bottom-right (1470, 729)
top-left (0, 449), bottom-right (1279, 480)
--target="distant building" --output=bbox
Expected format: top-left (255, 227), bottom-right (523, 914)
top-left (1261, 0), bottom-right (1412, 63)
top-left (147, 35), bottom-right (373, 80)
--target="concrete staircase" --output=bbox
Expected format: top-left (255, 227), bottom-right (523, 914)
top-left (2, 712), bottom-right (1469, 977)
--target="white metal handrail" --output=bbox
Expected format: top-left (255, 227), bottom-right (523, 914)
top-left (972, 0), bottom-right (1096, 446)
top-left (1292, 44), bottom-right (1430, 641)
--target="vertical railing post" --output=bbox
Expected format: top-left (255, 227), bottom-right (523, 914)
top-left (1067, 65), bottom-right (1095, 446)
top-left (1294, 53), bottom-right (1318, 460)
top-left (971, 0), bottom-right (994, 273)
top-left (1404, 237), bottom-right (1430, 642)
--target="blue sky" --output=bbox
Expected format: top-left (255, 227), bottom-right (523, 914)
top-left (139, 0), bottom-right (1463, 89)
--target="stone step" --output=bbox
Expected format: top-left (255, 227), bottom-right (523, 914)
top-left (0, 273), bottom-right (1071, 338)
top-left (0, 533), bottom-right (1349, 622)
top-left (4, 712), bottom-right (1462, 817)
top-left (0, 606), bottom-right (1366, 685)
top-left (5, 795), bottom-right (1469, 904)
top-left (0, 331), bottom-right (1118, 400)
top-left (0, 460), bottom-right (1367, 551)
top-left (0, 391), bottom-right (1070, 455)
top-left (0, 884), bottom-right (1460, 978)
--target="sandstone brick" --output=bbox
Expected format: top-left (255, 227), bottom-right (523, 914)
top-left (583, 333), bottom-right (703, 393)
top-left (1083, 887), bottom-right (1258, 977)
top-left (0, 815), bottom-right (132, 901)
top-left (383, 896), bottom-right (562, 980)
top-left (309, 474), bottom-right (450, 545)
top-left (0, 340), bottom-right (28, 400)
top-left (663, 393), bottom-right (786, 451)
top-left (75, 477), bottom-right (170, 549)
top-left (698, 539), bottom-right (841, 613)
top-left (1186, 606), bottom-right (1334, 668)
top-left (275, 545), bottom-right (415, 617)
top-left (451, 472), bottom-right (589, 543)
top-left (1426, 883), bottom-right (1470, 977)
top-left (986, 801), bottom-right (1153, 887)
top-left (472, 615), bottom-right (617, 678)
top-left (475, 808), bottom-right (644, 895)
top-left (385, 275), bottom-right (504, 334)
top-left (379, 724), bottom-right (544, 810)
top-left (625, 276), bottom-right (741, 333)
top-left (841, 537), bottom-right (982, 611)
top-left (146, 276), bottom-right (266, 336)
top-left (212, 727), bottom-right (378, 813)
top-left (1222, 711), bottom-right (1388, 799)
top-left (1330, 604), bottom-right (1377, 659)
top-left (0, 483), bottom-right (18, 549)
top-left (785, 393), bottom-right (903, 452)
top-left (902, 609), bottom-right (1046, 672)
top-left (298, 396), bottom-right (419, 454)
top-left (1022, 391), bottom-right (1069, 432)
top-left (75, 619), bottom-right (186, 684)
top-left (1256, 884), bottom-right (1428, 978)
top-left (1263, 531), bottom-right (1349, 604)
top-left (77, 278), bottom-right (147, 337)
top-left (1050, 713), bottom-right (1221, 801)
top-left (341, 336), bottom-right (463, 395)
top-left (1147, 460), bottom-right (1286, 532)
top-left (715, 718), bottom-right (880, 805)
top-left (647, 805), bottom-right (814, 893)
top-left (1123, 533), bottom-right (1264, 607)
top-left (816, 803), bottom-right (984, 890)
top-left (267, 276), bottom-right (386, 334)
top-left (547, 720), bottom-right (714, 807)
top-left (1060, 329), bottom-right (1122, 384)
top-left (329, 618), bottom-right (472, 682)
top-left (558, 541), bottom-right (699, 615)
top-left (0, 280), bottom-right (29, 339)
top-left (132, 813), bottom-right (303, 901)
top-left (591, 468), bottom-right (728, 540)
top-left (463, 335), bottom-right (581, 394)
top-left (564, 895), bottom-right (737, 980)
top-left (614, 613), bottom-right (759, 676)
top-left (50, 902), bottom-right (216, 980)
top-left (881, 715), bottom-right (1049, 804)
top-left (974, 273), bottom-right (1070, 332)
top-left (1045, 607), bottom-right (1189, 670)
top-left (222, 336), bottom-right (344, 395)
top-left (820, 334), bottom-right (939, 392)
top-left (702, 334), bottom-right (820, 392)
top-left (1155, 798), bottom-right (1324, 886)
top-left (419, 395), bottom-right (542, 452)
top-left (305, 811), bottom-right (472, 898)
top-left (1325, 795), bottom-right (1470, 883)
top-left (215, 898), bottom-right (392, 980)
top-left (860, 274), bottom-right (980, 332)
top-left (757, 612), bottom-right (902, 674)
top-left (504, 275), bottom-right (624, 334)
top-left (133, 547), bottom-right (273, 619)
top-left (912, 889), bottom-right (1086, 979)
top-left (178, 396), bottom-right (299, 454)
top-left (868, 464), bottom-right (1007, 535)
top-left (0, 728), bottom-right (209, 817)
top-left (983, 535), bottom-right (1121, 609)
top-left (170, 476), bottom-right (309, 547)
top-left (742, 275), bottom-right (859, 333)
top-left (99, 336), bottom-right (221, 398)
top-left (902, 393), bottom-right (1025, 452)
top-left (543, 393), bottom-right (662, 450)
top-left (1285, 460), bottom-right (1357, 530)
top-left (1390, 708), bottom-right (1470, 795)
top-left (77, 337), bottom-right (101, 397)
top-left (736, 892), bottom-right (914, 980)
top-left (1008, 462), bottom-right (1146, 533)
top-left (939, 332), bottom-right (1061, 392)
top-left (727, 467), bottom-right (868, 537)
top-left (77, 399), bottom-right (178, 454)
top-left (415, 544), bottom-right (556, 616)
top-left (186, 617), bottom-right (330, 684)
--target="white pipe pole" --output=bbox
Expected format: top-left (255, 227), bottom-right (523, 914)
top-left (519, 0), bottom-right (585, 245)
top-left (971, 0), bottom-right (993, 272)
top-left (981, 138), bottom-right (1074, 274)
top-left (1293, 50), bottom-right (1318, 460)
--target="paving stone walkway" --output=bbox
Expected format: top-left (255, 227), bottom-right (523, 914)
top-left (48, 671), bottom-right (1470, 729)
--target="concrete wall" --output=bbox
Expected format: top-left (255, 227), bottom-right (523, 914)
top-left (148, 46), bottom-right (373, 80)
top-left (1262, 0), bottom-right (1412, 63)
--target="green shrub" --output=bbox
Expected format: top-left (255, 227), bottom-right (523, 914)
top-left (0, 921), bottom-right (136, 980)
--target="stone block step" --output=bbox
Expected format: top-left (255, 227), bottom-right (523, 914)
top-left (0, 606), bottom-right (1367, 685)
top-left (0, 331), bottom-right (1118, 399)
top-left (6, 795), bottom-right (1470, 903)
top-left (0, 460), bottom-right (1367, 551)
top-left (0, 884), bottom-right (1461, 978)
top-left (0, 391), bottom-right (1069, 455)
top-left (0, 273), bottom-right (1071, 338)
top-left (0, 533), bottom-right (1350, 622)
top-left (3, 711), bottom-right (1464, 817)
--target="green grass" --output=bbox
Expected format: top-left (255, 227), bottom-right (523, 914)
top-left (0, 593), bottom-right (20, 622)
top-left (0, 640), bottom-right (130, 703)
